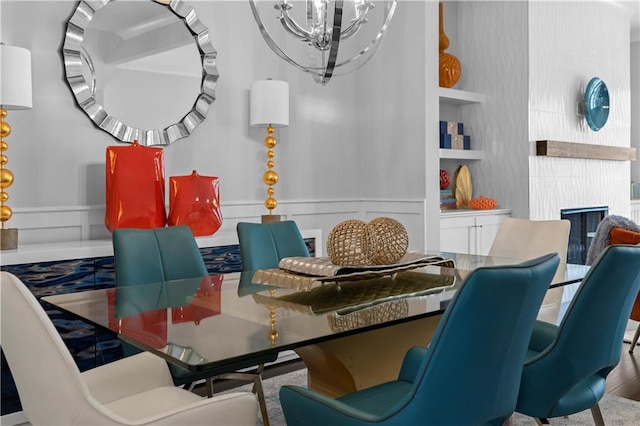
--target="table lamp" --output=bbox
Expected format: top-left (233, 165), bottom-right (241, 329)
top-left (249, 79), bottom-right (289, 223)
top-left (0, 44), bottom-right (32, 250)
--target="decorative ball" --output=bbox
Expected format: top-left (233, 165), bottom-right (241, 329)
top-left (263, 170), bottom-right (278, 185)
top-left (366, 217), bottom-right (409, 265)
top-left (0, 205), bottom-right (13, 222)
top-left (264, 197), bottom-right (277, 210)
top-left (326, 219), bottom-right (377, 266)
top-left (264, 136), bottom-right (276, 148)
top-left (440, 169), bottom-right (450, 190)
top-left (0, 121), bottom-right (10, 138)
top-left (0, 168), bottom-right (14, 188)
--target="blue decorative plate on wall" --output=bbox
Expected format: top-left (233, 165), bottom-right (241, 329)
top-left (583, 77), bottom-right (610, 131)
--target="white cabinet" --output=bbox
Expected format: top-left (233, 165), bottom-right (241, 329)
top-left (440, 209), bottom-right (511, 255)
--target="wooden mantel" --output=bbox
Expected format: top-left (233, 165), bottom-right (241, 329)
top-left (536, 140), bottom-right (637, 161)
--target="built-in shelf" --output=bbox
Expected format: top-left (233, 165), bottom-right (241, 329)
top-left (536, 140), bottom-right (637, 161)
top-left (438, 87), bottom-right (485, 105)
top-left (439, 149), bottom-right (484, 160)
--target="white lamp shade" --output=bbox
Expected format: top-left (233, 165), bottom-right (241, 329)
top-left (0, 45), bottom-right (33, 110)
top-left (250, 80), bottom-right (289, 128)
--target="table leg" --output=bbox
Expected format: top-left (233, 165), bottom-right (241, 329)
top-left (295, 315), bottom-right (442, 398)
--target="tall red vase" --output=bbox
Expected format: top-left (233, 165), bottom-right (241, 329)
top-left (105, 141), bottom-right (166, 232)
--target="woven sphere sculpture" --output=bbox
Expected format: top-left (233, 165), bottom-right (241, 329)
top-left (326, 219), bottom-right (378, 266)
top-left (367, 217), bottom-right (409, 265)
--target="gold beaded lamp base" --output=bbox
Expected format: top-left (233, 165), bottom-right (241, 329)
top-left (261, 214), bottom-right (282, 224)
top-left (1, 228), bottom-right (18, 250)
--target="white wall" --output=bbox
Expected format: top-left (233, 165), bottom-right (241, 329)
top-left (0, 1), bottom-right (431, 249)
top-left (455, 1), bottom-right (530, 219)
top-left (528, 1), bottom-right (632, 219)
top-left (0, 0), bottom-right (636, 250)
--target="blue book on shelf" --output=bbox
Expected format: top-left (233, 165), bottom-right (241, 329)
top-left (440, 133), bottom-right (452, 149)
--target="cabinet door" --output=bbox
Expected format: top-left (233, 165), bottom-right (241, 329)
top-left (440, 216), bottom-right (474, 254)
top-left (474, 213), bottom-right (510, 255)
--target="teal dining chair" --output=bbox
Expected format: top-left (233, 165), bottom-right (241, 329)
top-left (236, 220), bottom-right (310, 272)
top-left (113, 226), bottom-right (272, 425)
top-left (279, 253), bottom-right (561, 426)
top-left (515, 244), bottom-right (640, 425)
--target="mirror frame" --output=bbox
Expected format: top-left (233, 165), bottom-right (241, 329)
top-left (62, 0), bottom-right (218, 146)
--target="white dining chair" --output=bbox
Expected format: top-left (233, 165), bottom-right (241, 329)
top-left (0, 271), bottom-right (258, 426)
top-left (488, 217), bottom-right (571, 324)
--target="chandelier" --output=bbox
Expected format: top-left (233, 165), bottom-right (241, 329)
top-left (249, 0), bottom-right (397, 85)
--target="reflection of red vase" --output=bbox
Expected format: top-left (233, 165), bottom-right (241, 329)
top-left (172, 275), bottom-right (222, 325)
top-left (105, 140), bottom-right (166, 232)
top-left (439, 2), bottom-right (461, 88)
top-left (107, 289), bottom-right (167, 349)
top-left (168, 170), bottom-right (222, 237)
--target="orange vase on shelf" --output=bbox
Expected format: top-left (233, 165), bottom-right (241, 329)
top-left (439, 2), bottom-right (461, 88)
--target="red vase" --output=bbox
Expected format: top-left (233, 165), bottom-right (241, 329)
top-left (168, 170), bottom-right (222, 237)
top-left (105, 140), bottom-right (166, 232)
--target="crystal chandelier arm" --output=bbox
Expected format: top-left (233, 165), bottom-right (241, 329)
top-left (332, 1), bottom-right (396, 73)
top-left (250, 0), bottom-right (326, 77)
top-left (338, 2), bottom-right (374, 39)
top-left (276, 2), bottom-right (315, 41)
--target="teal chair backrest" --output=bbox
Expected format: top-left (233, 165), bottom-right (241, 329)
top-left (397, 253), bottom-right (560, 424)
top-left (518, 245), bottom-right (640, 406)
top-left (112, 226), bottom-right (208, 358)
top-left (112, 226), bottom-right (208, 286)
top-left (236, 221), bottom-right (310, 271)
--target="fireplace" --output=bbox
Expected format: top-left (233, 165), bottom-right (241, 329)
top-left (561, 206), bottom-right (608, 264)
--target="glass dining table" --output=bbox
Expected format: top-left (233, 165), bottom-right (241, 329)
top-left (42, 251), bottom-right (589, 397)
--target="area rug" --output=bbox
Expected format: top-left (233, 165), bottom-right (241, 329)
top-left (223, 368), bottom-right (640, 425)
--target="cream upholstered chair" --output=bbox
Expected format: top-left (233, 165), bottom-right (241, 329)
top-left (0, 272), bottom-right (258, 426)
top-left (488, 217), bottom-right (571, 323)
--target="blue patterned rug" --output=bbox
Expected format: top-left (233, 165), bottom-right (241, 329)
top-left (224, 368), bottom-right (640, 425)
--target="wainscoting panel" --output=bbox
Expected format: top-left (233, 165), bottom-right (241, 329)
top-left (8, 199), bottom-right (428, 253)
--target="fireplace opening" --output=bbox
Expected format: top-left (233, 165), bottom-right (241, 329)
top-left (561, 206), bottom-right (608, 264)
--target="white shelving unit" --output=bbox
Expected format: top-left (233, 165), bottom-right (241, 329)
top-left (439, 149), bottom-right (484, 160)
top-left (438, 87), bottom-right (485, 105)
top-left (438, 88), bottom-right (485, 160)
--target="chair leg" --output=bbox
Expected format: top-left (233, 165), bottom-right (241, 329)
top-left (205, 377), bottom-right (213, 398)
top-left (215, 365), bottom-right (270, 426)
top-left (535, 418), bottom-right (549, 425)
top-left (591, 402), bottom-right (605, 426)
top-left (629, 323), bottom-right (640, 354)
top-left (252, 371), bottom-right (270, 426)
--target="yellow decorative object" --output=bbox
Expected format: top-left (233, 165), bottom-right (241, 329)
top-left (0, 109), bottom-right (18, 250)
top-left (326, 219), bottom-right (378, 266)
top-left (438, 2), bottom-right (461, 88)
top-left (327, 300), bottom-right (409, 332)
top-left (250, 79), bottom-right (289, 223)
top-left (263, 125), bottom-right (279, 214)
top-left (470, 196), bottom-right (498, 210)
top-left (366, 217), bottom-right (409, 265)
top-left (454, 165), bottom-right (473, 209)
top-left (0, 44), bottom-right (32, 250)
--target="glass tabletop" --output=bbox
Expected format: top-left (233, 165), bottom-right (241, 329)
top-left (41, 252), bottom-right (589, 373)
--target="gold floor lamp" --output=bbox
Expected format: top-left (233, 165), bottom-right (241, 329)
top-left (0, 44), bottom-right (32, 250)
top-left (249, 79), bottom-right (289, 223)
